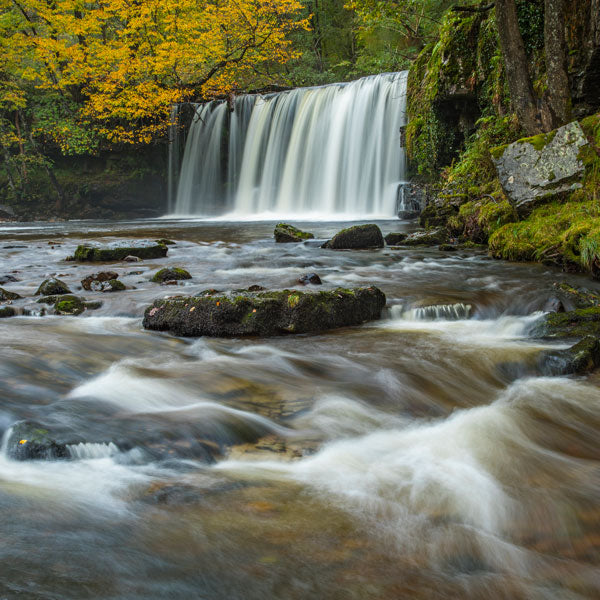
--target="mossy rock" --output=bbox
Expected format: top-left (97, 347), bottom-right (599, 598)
top-left (419, 201), bottom-right (459, 229)
top-left (384, 232), bottom-right (408, 245)
top-left (35, 278), bottom-right (71, 296)
top-left (0, 287), bottom-right (21, 301)
top-left (274, 224), bottom-right (314, 243)
top-left (554, 282), bottom-right (600, 310)
top-left (54, 295), bottom-right (85, 315)
top-left (530, 306), bottom-right (600, 339)
top-left (6, 421), bottom-right (71, 461)
top-left (73, 242), bottom-right (168, 262)
top-left (540, 335), bottom-right (600, 376)
top-left (403, 228), bottom-right (448, 246)
top-left (151, 267), bottom-right (192, 283)
top-left (322, 224), bottom-right (384, 249)
top-left (155, 238), bottom-right (176, 245)
top-left (143, 286), bottom-right (386, 337)
top-left (0, 306), bottom-right (16, 318)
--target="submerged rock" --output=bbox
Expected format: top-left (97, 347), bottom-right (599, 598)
top-left (491, 122), bottom-right (588, 214)
top-left (322, 224), bottom-right (384, 249)
top-left (151, 267), bottom-right (192, 283)
top-left (384, 232), bottom-right (407, 245)
top-left (297, 273), bottom-right (322, 285)
top-left (6, 422), bottom-right (70, 461)
top-left (274, 223), bottom-right (314, 243)
top-left (73, 242), bottom-right (168, 262)
top-left (81, 271), bottom-right (119, 291)
top-left (35, 278), bottom-right (71, 296)
top-left (0, 275), bottom-right (19, 284)
top-left (143, 286), bottom-right (386, 337)
top-left (0, 306), bottom-right (16, 318)
top-left (403, 228), bottom-right (448, 246)
top-left (0, 287), bottom-right (21, 301)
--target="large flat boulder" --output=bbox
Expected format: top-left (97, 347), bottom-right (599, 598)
top-left (322, 224), bottom-right (384, 249)
top-left (143, 287), bottom-right (386, 337)
top-left (491, 122), bottom-right (589, 214)
top-left (73, 241), bottom-right (168, 262)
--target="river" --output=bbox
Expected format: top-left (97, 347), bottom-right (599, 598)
top-left (0, 218), bottom-right (599, 599)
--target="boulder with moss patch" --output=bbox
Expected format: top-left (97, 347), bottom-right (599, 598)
top-left (384, 232), bottom-right (408, 245)
top-left (35, 278), bottom-right (71, 296)
top-left (530, 306), bottom-right (600, 339)
top-left (143, 287), bottom-right (386, 337)
top-left (74, 242), bottom-right (168, 262)
top-left (6, 421), bottom-right (71, 460)
top-left (274, 224), bottom-right (314, 243)
top-left (54, 295), bottom-right (86, 315)
top-left (541, 336), bottom-right (600, 376)
top-left (81, 271), bottom-right (118, 291)
top-left (491, 122), bottom-right (589, 214)
top-left (152, 267), bottom-right (192, 283)
top-left (322, 224), bottom-right (384, 249)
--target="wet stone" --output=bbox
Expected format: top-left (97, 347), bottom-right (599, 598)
top-left (274, 223), bottom-right (315, 243)
top-left (143, 286), bottom-right (386, 337)
top-left (6, 421), bottom-right (71, 461)
top-left (298, 273), bottom-right (322, 285)
top-left (0, 287), bottom-right (21, 301)
top-left (73, 242), bottom-right (168, 262)
top-left (0, 306), bottom-right (16, 318)
top-left (403, 228), bottom-right (448, 246)
top-left (384, 232), bottom-right (407, 245)
top-left (81, 271), bottom-right (119, 291)
top-left (151, 267), bottom-right (192, 283)
top-left (35, 278), bottom-right (71, 296)
top-left (322, 224), bottom-right (384, 249)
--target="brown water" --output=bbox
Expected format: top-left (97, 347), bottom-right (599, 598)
top-left (0, 218), bottom-right (599, 599)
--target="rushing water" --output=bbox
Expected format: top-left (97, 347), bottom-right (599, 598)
top-left (1, 218), bottom-right (600, 599)
top-left (172, 73), bottom-right (408, 217)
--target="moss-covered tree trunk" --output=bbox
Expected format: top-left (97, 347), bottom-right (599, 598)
top-left (495, 0), bottom-right (542, 135)
top-left (544, 0), bottom-right (571, 127)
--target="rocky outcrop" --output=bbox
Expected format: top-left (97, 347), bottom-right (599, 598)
top-left (73, 242), bottom-right (168, 262)
top-left (491, 122), bottom-right (589, 214)
top-left (274, 223), bottom-right (314, 243)
top-left (35, 278), bottom-right (71, 296)
top-left (322, 224), bottom-right (384, 249)
top-left (530, 306), bottom-right (600, 339)
top-left (143, 286), bottom-right (386, 337)
top-left (151, 267), bottom-right (192, 283)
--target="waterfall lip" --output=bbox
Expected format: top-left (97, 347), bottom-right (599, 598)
top-left (172, 71), bottom-right (409, 218)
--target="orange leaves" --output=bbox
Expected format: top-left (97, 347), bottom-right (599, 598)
top-left (1, 0), bottom-right (307, 147)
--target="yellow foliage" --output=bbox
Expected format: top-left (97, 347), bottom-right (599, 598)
top-left (0, 0), bottom-right (308, 147)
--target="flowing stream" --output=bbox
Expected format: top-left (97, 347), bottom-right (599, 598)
top-left (172, 73), bottom-right (408, 217)
top-left (1, 219), bottom-right (599, 599)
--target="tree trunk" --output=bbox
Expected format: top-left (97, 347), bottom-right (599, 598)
top-left (495, 0), bottom-right (542, 135)
top-left (544, 0), bottom-right (571, 127)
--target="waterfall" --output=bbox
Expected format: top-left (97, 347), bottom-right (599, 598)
top-left (172, 72), bottom-right (408, 217)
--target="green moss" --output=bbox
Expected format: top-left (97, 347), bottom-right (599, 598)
top-left (55, 296), bottom-right (85, 315)
top-left (151, 267), bottom-right (191, 283)
top-left (74, 243), bottom-right (167, 262)
top-left (518, 129), bottom-right (557, 152)
top-left (274, 223), bottom-right (314, 243)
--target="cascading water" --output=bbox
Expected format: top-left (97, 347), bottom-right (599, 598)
top-left (172, 72), bottom-right (408, 217)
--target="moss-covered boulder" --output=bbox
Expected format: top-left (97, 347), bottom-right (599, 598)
top-left (155, 238), bottom-right (175, 245)
top-left (151, 267), bottom-right (192, 283)
top-left (81, 271), bottom-right (118, 291)
top-left (541, 336), bottom-right (600, 376)
top-left (0, 306), bottom-right (16, 318)
top-left (143, 286), bottom-right (386, 337)
top-left (35, 278), bottom-right (71, 296)
top-left (274, 223), bottom-right (314, 243)
top-left (73, 242), bottom-right (168, 262)
top-left (553, 282), bottom-right (600, 310)
top-left (491, 122), bottom-right (589, 214)
top-left (530, 307), bottom-right (600, 339)
top-left (384, 233), bottom-right (408, 245)
top-left (322, 224), bottom-right (384, 249)
top-left (0, 287), bottom-right (21, 301)
top-left (403, 228), bottom-right (448, 246)
top-left (54, 295), bottom-right (86, 315)
top-left (6, 421), bottom-right (71, 461)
